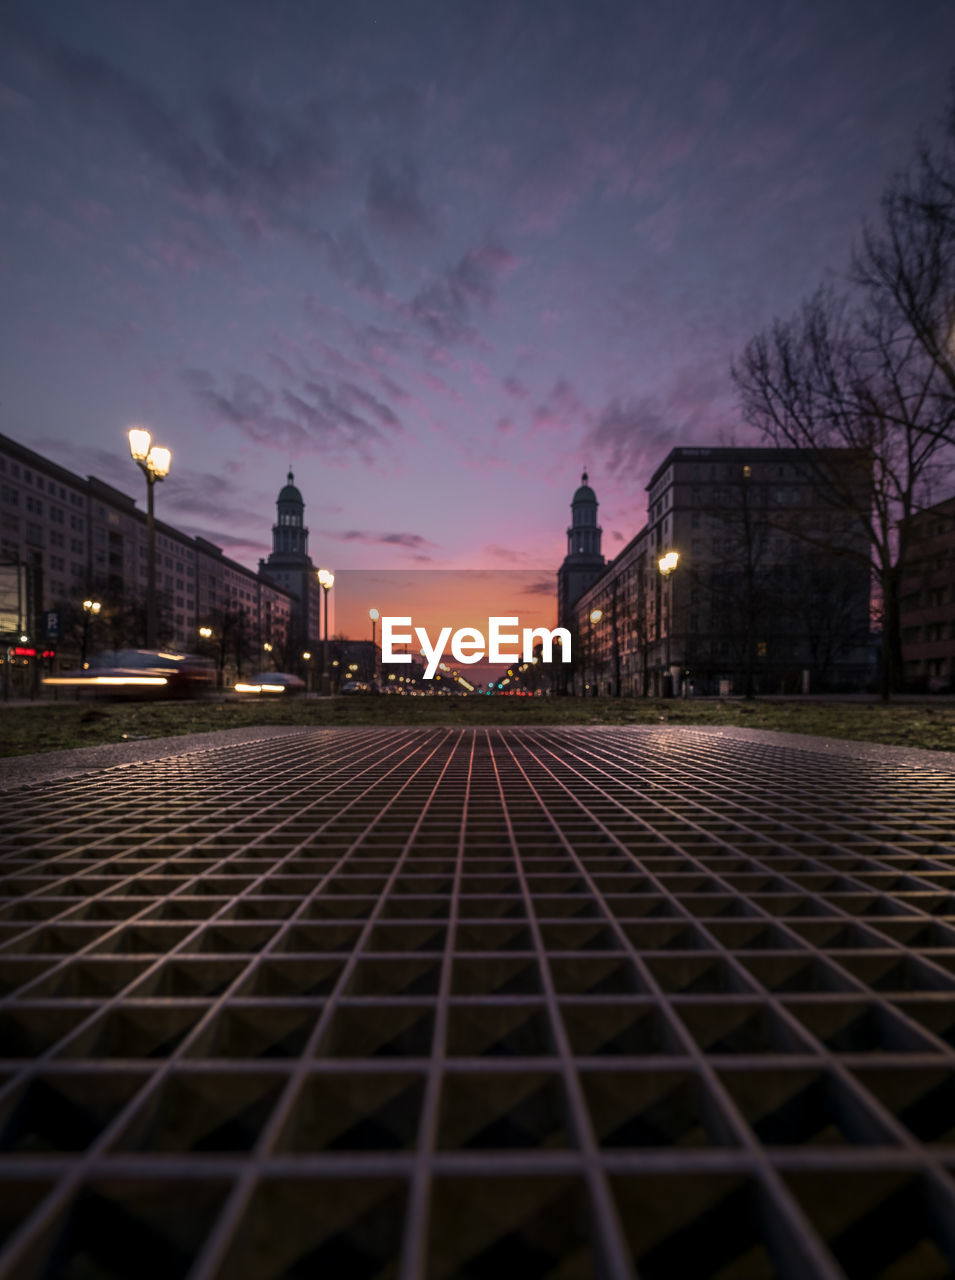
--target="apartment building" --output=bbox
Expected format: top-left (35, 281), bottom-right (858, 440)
top-left (562, 446), bottom-right (874, 696)
top-left (900, 495), bottom-right (955, 691)
top-left (0, 432), bottom-right (293, 675)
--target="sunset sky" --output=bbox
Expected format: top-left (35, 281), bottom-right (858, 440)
top-left (2, 1), bottom-right (953, 580)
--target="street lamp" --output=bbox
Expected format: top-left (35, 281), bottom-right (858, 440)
top-left (302, 651), bottom-right (312, 694)
top-left (369, 608), bottom-right (380, 689)
top-left (81, 599), bottom-right (101, 669)
top-left (658, 550), bottom-right (680, 698)
top-left (198, 625), bottom-right (218, 687)
top-left (589, 607), bottom-right (603, 697)
top-left (128, 426), bottom-right (172, 649)
top-left (317, 568), bottom-right (334, 694)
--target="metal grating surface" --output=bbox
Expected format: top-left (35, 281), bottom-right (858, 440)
top-left (1, 724), bottom-right (954, 1279)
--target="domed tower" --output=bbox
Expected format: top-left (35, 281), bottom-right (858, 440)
top-left (568, 471), bottom-right (601, 559)
top-left (259, 470), bottom-right (320, 656)
top-left (272, 470), bottom-right (309, 558)
top-left (558, 471), bottom-right (605, 627)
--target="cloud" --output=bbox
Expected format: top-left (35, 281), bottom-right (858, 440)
top-left (585, 396), bottom-right (681, 477)
top-left (531, 379), bottom-right (588, 435)
top-left (366, 157), bottom-right (433, 236)
top-left (410, 243), bottom-right (517, 342)
top-left (8, 20), bottom-right (338, 238)
top-left (521, 575), bottom-right (559, 596)
top-left (182, 366), bottom-right (400, 462)
top-left (503, 375), bottom-right (529, 399)
top-left (175, 523), bottom-right (270, 560)
top-left (317, 226), bottom-right (389, 296)
top-left (326, 530), bottom-right (436, 550)
top-left (482, 546), bottom-right (553, 571)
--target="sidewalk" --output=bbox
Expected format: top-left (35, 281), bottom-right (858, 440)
top-left (1, 725), bottom-right (954, 1278)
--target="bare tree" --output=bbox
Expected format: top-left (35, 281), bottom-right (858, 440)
top-left (853, 91), bottom-right (955, 430)
top-left (686, 464), bottom-right (791, 696)
top-left (734, 273), bottom-right (954, 699)
top-left (736, 88), bottom-right (955, 698)
top-left (785, 549), bottom-right (872, 689)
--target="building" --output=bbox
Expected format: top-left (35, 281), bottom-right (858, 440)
top-left (258, 471), bottom-right (322, 661)
top-left (557, 471), bottom-right (605, 628)
top-left (0, 432), bottom-right (293, 685)
top-left (900, 494), bottom-right (955, 691)
top-left (562, 447), bottom-right (874, 696)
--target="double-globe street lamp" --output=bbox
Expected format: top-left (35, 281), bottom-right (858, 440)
top-left (658, 550), bottom-right (680, 698)
top-left (317, 569), bottom-right (334, 694)
top-left (127, 427), bottom-right (172, 649)
top-left (81, 599), bottom-right (101, 669)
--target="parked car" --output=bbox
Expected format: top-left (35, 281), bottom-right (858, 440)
top-left (340, 680), bottom-right (372, 693)
top-left (234, 671), bottom-right (306, 694)
top-left (44, 649), bottom-right (216, 699)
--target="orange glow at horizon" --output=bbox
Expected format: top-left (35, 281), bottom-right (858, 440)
top-left (329, 570), bottom-right (557, 653)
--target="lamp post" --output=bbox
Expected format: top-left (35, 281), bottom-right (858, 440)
top-left (198, 625), bottom-right (219, 688)
top-left (302, 651), bottom-right (312, 694)
top-left (81, 599), bottom-right (101, 669)
top-left (369, 608), bottom-right (380, 689)
top-left (317, 569), bottom-right (334, 694)
top-left (589, 608), bottom-right (603, 697)
top-left (127, 427), bottom-right (172, 649)
top-left (658, 550), bottom-right (680, 698)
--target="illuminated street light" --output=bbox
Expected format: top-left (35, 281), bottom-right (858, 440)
top-left (658, 550), bottom-right (680, 697)
top-left (81, 598), bottom-right (101, 669)
top-left (128, 426), bottom-right (172, 649)
top-left (317, 569), bottom-right (334, 693)
top-left (588, 608), bottom-right (603, 697)
top-left (369, 608), bottom-right (380, 688)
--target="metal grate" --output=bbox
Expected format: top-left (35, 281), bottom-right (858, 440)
top-left (1, 725), bottom-right (954, 1279)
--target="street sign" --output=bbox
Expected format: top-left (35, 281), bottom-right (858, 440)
top-left (44, 610), bottom-right (61, 640)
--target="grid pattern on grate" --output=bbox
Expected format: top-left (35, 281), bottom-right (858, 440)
top-left (0, 724), bottom-right (954, 1279)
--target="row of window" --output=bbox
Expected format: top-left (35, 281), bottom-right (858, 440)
top-left (902, 623), bottom-right (954, 644)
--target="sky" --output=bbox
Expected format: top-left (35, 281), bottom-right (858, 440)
top-left (2, 0), bottom-right (954, 583)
